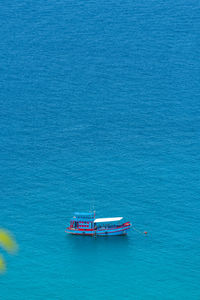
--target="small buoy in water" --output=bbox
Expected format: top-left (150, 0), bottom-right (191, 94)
top-left (144, 231), bottom-right (148, 234)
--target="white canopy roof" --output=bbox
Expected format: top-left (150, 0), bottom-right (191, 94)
top-left (94, 217), bottom-right (123, 223)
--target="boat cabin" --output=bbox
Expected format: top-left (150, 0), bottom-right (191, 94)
top-left (94, 217), bottom-right (123, 230)
top-left (69, 212), bottom-right (95, 230)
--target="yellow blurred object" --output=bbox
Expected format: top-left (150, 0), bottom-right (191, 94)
top-left (0, 229), bottom-right (18, 273)
top-left (0, 229), bottom-right (18, 254)
top-left (0, 254), bottom-right (6, 272)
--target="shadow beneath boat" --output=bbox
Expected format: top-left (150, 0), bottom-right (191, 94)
top-left (66, 233), bottom-right (130, 255)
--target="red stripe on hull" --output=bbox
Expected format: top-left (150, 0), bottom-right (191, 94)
top-left (66, 228), bottom-right (94, 232)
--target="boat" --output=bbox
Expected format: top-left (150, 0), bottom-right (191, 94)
top-left (65, 212), bottom-right (131, 236)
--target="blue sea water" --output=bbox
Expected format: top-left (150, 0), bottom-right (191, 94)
top-left (0, 0), bottom-right (200, 299)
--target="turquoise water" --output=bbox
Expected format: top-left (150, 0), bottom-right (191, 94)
top-left (0, 0), bottom-right (200, 299)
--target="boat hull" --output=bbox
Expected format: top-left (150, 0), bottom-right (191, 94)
top-left (96, 224), bottom-right (131, 236)
top-left (66, 224), bottom-right (131, 236)
top-left (65, 228), bottom-right (94, 236)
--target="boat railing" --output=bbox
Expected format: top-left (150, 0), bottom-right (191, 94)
top-left (97, 224), bottom-right (125, 230)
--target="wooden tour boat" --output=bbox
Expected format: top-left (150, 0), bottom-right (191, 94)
top-left (65, 212), bottom-right (131, 236)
